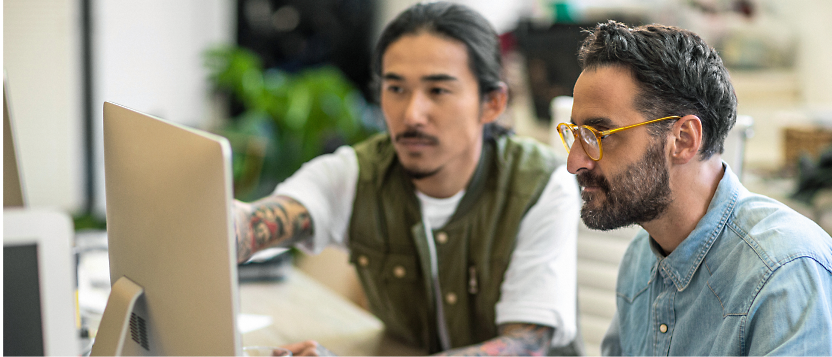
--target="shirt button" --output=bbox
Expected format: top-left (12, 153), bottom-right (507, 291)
top-left (659, 324), bottom-right (668, 333)
top-left (357, 255), bottom-right (369, 267)
top-left (445, 292), bottom-right (457, 305)
top-left (393, 265), bottom-right (406, 278)
top-left (436, 232), bottom-right (448, 244)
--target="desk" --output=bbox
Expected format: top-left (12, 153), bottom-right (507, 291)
top-left (240, 268), bottom-right (425, 356)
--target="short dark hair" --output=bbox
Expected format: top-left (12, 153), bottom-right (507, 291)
top-left (372, 2), bottom-right (503, 99)
top-left (578, 21), bottom-right (737, 159)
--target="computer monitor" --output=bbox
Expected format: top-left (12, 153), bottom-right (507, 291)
top-left (90, 102), bottom-right (241, 356)
top-left (4, 208), bottom-right (80, 356)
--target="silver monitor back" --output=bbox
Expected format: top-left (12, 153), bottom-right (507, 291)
top-left (94, 102), bottom-right (240, 355)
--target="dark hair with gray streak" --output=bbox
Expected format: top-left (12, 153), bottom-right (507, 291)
top-left (578, 20), bottom-right (737, 159)
top-left (371, 1), bottom-right (511, 139)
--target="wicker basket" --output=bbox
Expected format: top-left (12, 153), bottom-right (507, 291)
top-left (783, 126), bottom-right (832, 167)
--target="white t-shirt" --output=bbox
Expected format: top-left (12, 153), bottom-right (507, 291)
top-left (274, 145), bottom-right (579, 347)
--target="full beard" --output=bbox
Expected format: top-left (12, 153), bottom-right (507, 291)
top-left (577, 139), bottom-right (673, 230)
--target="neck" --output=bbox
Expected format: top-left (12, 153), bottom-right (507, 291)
top-left (641, 156), bottom-right (724, 254)
top-left (412, 141), bottom-right (483, 199)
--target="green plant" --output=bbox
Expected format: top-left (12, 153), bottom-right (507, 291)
top-left (204, 46), bottom-right (378, 200)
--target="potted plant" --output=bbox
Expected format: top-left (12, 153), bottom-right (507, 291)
top-left (204, 46), bottom-right (379, 200)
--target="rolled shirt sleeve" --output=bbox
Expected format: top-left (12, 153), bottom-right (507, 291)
top-left (272, 146), bottom-right (358, 254)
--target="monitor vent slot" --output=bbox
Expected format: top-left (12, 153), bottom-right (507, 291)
top-left (130, 312), bottom-right (149, 350)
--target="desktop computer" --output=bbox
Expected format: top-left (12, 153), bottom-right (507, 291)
top-left (90, 102), bottom-right (241, 355)
top-left (4, 208), bottom-right (80, 356)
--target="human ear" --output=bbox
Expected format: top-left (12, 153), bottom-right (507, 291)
top-left (479, 82), bottom-right (508, 124)
top-left (669, 115), bottom-right (703, 164)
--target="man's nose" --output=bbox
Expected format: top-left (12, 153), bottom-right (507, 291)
top-left (566, 141), bottom-right (596, 174)
top-left (403, 92), bottom-right (429, 127)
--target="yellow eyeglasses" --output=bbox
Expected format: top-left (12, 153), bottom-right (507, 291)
top-left (557, 116), bottom-right (680, 161)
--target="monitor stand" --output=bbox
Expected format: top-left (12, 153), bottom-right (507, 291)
top-left (90, 276), bottom-right (146, 356)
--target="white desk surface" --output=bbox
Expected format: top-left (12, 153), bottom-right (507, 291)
top-left (240, 268), bottom-right (425, 356)
top-left (77, 235), bottom-right (425, 357)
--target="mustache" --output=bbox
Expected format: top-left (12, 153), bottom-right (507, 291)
top-left (576, 171), bottom-right (610, 192)
top-left (394, 130), bottom-right (439, 145)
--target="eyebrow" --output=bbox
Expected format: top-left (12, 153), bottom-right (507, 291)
top-left (382, 72), bottom-right (459, 83)
top-left (571, 116), bottom-right (616, 128)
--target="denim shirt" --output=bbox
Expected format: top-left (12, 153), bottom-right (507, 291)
top-left (602, 164), bottom-right (832, 355)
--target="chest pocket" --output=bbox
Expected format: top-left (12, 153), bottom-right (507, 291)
top-left (349, 241), bottom-right (427, 347)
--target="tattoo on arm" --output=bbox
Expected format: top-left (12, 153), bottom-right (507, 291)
top-left (235, 196), bottom-right (313, 263)
top-left (434, 323), bottom-right (554, 356)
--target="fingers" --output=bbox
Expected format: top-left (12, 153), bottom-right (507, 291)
top-left (282, 340), bottom-right (320, 356)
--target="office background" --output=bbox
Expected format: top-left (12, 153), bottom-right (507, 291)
top-left (6, 1), bottom-right (832, 355)
top-left (5, 0), bottom-right (832, 218)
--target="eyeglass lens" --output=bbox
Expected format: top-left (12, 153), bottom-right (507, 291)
top-left (579, 127), bottom-right (601, 160)
top-left (559, 125), bottom-right (575, 148)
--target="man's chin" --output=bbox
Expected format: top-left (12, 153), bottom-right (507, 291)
top-left (402, 165), bottom-right (442, 180)
top-left (580, 208), bottom-right (630, 231)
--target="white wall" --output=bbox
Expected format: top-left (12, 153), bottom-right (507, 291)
top-left (4, 0), bottom-right (84, 212)
top-left (91, 0), bottom-right (235, 215)
top-left (789, 0), bottom-right (832, 107)
top-left (4, 0), bottom-right (234, 215)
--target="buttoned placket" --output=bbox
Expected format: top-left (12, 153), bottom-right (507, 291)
top-left (653, 260), bottom-right (676, 355)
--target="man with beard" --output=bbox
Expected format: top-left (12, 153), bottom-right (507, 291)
top-left (558, 20), bottom-right (832, 355)
top-left (233, 2), bottom-right (582, 356)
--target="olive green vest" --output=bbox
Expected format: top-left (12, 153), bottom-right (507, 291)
top-left (348, 133), bottom-right (560, 353)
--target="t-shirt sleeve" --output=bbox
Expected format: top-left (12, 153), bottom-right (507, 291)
top-left (494, 165), bottom-right (580, 347)
top-left (272, 146), bottom-right (358, 254)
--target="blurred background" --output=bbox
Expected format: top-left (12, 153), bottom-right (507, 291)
top-left (5, 0), bottom-right (832, 222)
top-left (6, 1), bottom-right (832, 355)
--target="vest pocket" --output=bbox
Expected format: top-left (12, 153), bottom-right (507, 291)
top-left (349, 242), bottom-right (384, 275)
top-left (381, 253), bottom-right (419, 282)
top-left (349, 243), bottom-right (427, 347)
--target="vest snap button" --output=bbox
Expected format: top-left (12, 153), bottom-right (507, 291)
top-left (436, 232), bottom-right (448, 244)
top-left (393, 265), bottom-right (406, 278)
top-left (659, 323), bottom-right (668, 333)
top-left (358, 255), bottom-right (369, 267)
top-left (445, 292), bottom-right (457, 305)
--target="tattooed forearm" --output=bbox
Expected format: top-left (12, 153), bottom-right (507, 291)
top-left (434, 323), bottom-right (553, 356)
top-left (234, 195), bottom-right (313, 263)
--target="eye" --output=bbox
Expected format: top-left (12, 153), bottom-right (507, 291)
top-left (429, 87), bottom-right (450, 95)
top-left (385, 84), bottom-right (404, 94)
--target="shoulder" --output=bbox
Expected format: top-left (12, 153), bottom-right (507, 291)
top-left (352, 132), bottom-right (392, 156)
top-left (351, 133), bottom-right (395, 183)
top-left (494, 136), bottom-right (561, 173)
top-left (729, 191), bottom-right (832, 269)
top-left (491, 136), bottom-right (561, 195)
top-left (704, 191), bottom-right (832, 316)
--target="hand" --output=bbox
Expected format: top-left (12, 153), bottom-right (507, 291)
top-left (281, 340), bottom-right (335, 356)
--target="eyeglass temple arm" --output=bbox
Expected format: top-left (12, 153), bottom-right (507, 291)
top-left (597, 116), bottom-right (681, 137)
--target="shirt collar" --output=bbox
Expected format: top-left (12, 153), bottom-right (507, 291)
top-left (652, 162), bottom-right (741, 291)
